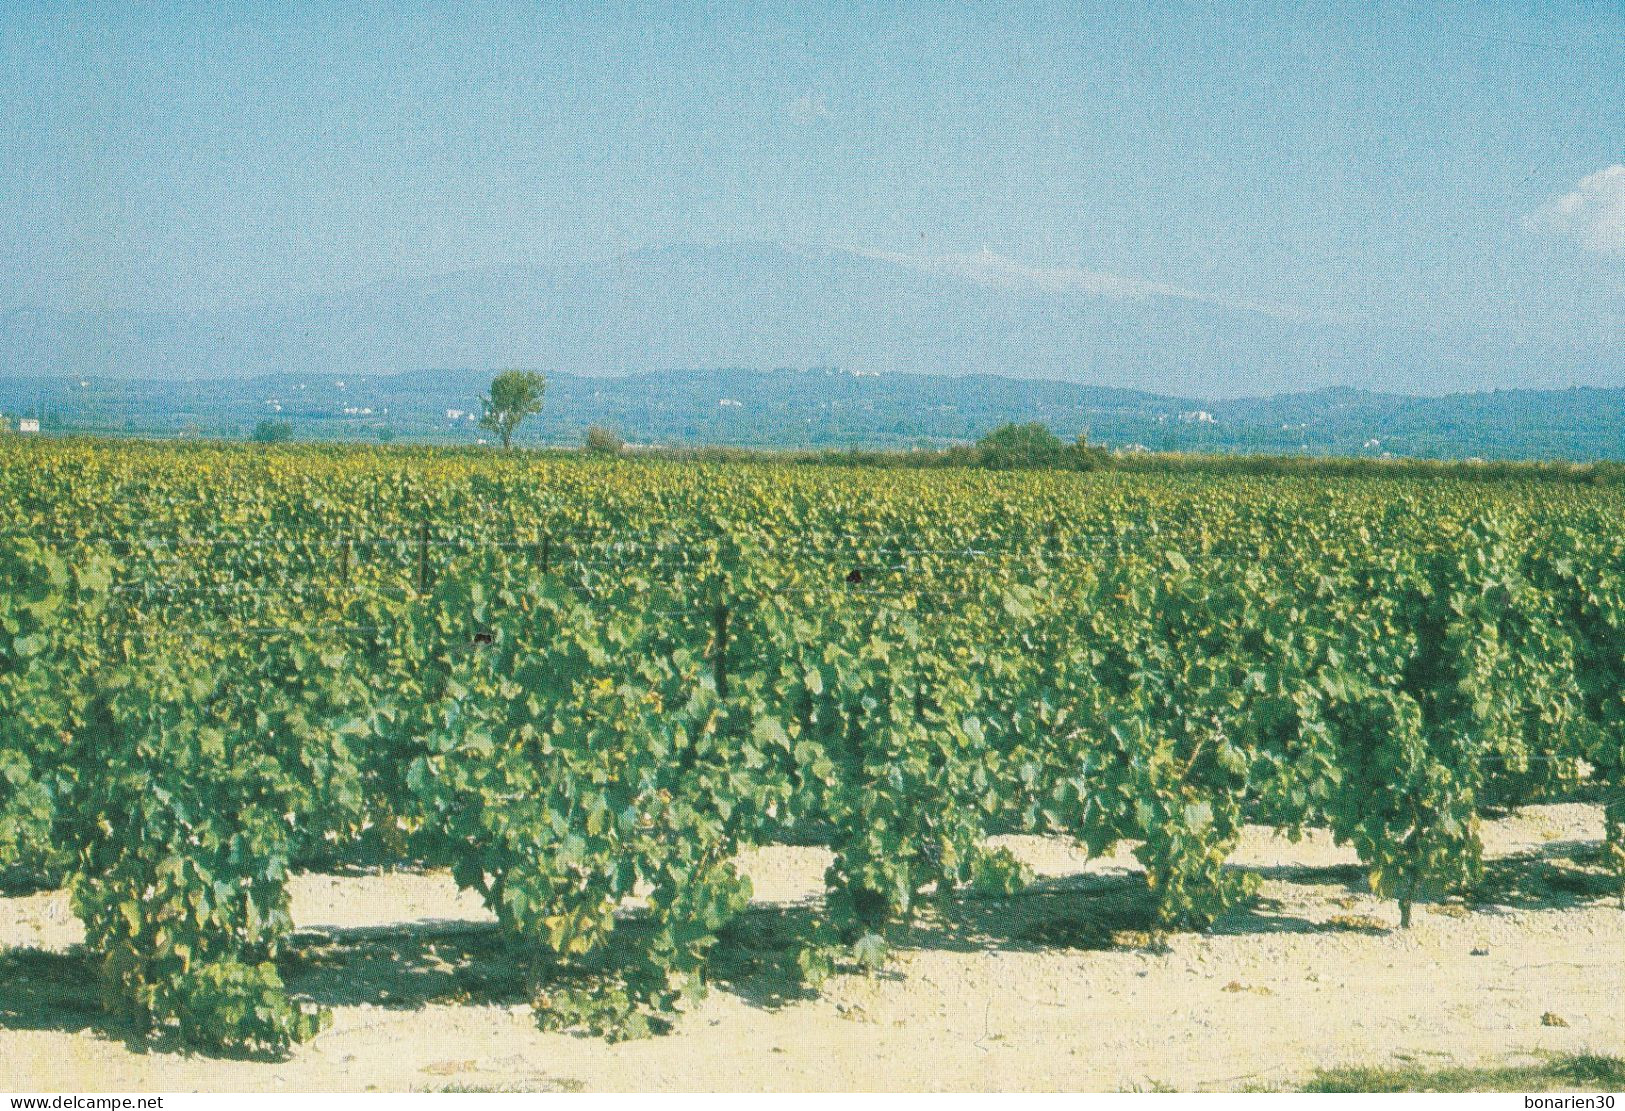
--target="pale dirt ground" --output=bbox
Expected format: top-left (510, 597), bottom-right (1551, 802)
top-left (2, 802), bottom-right (1621, 1092)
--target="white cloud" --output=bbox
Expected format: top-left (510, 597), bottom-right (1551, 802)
top-left (857, 246), bottom-right (1299, 318)
top-left (787, 92), bottom-right (831, 124)
top-left (1530, 165), bottom-right (1625, 253)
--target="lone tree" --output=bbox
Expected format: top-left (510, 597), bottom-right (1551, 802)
top-left (251, 419), bottom-right (293, 443)
top-left (479, 370), bottom-right (546, 449)
top-left (974, 422), bottom-right (1065, 469)
top-left (584, 424), bottom-right (624, 456)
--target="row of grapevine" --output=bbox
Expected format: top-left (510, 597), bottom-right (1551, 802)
top-left (2, 437), bottom-right (1622, 1053)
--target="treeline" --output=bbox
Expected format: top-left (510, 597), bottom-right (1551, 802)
top-left (20, 416), bottom-right (1625, 487)
top-left (624, 422), bottom-right (1625, 486)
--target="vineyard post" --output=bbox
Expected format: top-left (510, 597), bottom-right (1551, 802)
top-left (416, 519), bottom-right (430, 593)
top-left (1602, 791), bottom-right (1625, 910)
top-left (713, 600), bottom-right (729, 700)
top-left (112, 530), bottom-right (131, 585)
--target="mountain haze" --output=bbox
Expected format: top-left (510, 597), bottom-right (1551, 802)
top-left (6, 243), bottom-right (1616, 397)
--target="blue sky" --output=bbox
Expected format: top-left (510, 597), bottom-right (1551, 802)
top-left (1, 1), bottom-right (1620, 384)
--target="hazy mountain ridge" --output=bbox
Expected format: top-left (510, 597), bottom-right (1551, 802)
top-left (4, 367), bottom-right (1622, 462)
top-left (4, 242), bottom-right (1617, 397)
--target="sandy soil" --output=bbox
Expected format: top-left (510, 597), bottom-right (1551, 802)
top-left (2, 802), bottom-right (1621, 1092)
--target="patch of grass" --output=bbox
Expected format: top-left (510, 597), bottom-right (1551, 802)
top-left (1322, 913), bottom-right (1388, 934)
top-left (1426, 902), bottom-right (1470, 918)
top-left (427, 1079), bottom-right (585, 1093)
top-left (1221, 980), bottom-right (1274, 995)
top-left (1305, 1054), bottom-right (1625, 1093)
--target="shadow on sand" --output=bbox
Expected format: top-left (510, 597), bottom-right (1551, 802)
top-left (1, 835), bottom-right (1617, 1055)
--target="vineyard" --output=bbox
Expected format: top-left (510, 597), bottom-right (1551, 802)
top-left (2, 436), bottom-right (1623, 1057)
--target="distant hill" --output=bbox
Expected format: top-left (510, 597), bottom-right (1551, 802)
top-left (2, 242), bottom-right (1616, 398)
top-left (2, 367), bottom-right (1622, 462)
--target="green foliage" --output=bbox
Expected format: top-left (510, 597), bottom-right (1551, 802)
top-left (533, 980), bottom-right (658, 1042)
top-left (166, 959), bottom-right (329, 1056)
top-left (251, 419), bottom-right (293, 443)
top-left (1304, 1054), bottom-right (1625, 1093)
top-left (0, 539), bottom-right (110, 883)
top-left (5, 437), bottom-right (1625, 1053)
top-left (68, 628), bottom-right (365, 1055)
top-left (479, 370), bottom-right (546, 450)
top-left (974, 422), bottom-right (1066, 469)
top-left (584, 425), bottom-right (624, 456)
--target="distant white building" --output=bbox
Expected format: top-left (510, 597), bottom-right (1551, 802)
top-left (446, 408), bottom-right (465, 420)
top-left (18, 418), bottom-right (40, 433)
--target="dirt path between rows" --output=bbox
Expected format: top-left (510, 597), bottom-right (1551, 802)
top-left (3, 802), bottom-right (1621, 1092)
